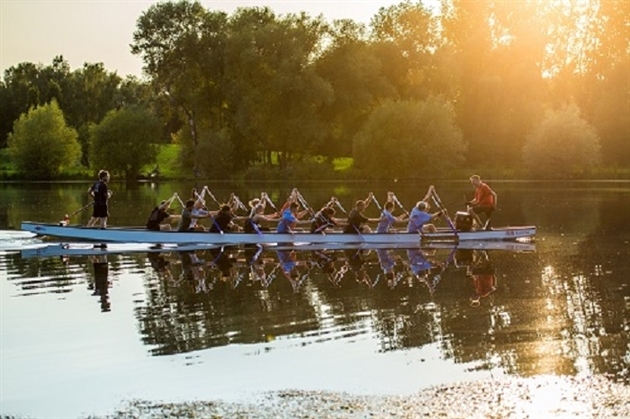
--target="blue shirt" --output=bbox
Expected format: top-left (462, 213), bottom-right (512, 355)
top-left (376, 210), bottom-right (396, 233)
top-left (407, 207), bottom-right (431, 233)
top-left (407, 249), bottom-right (433, 275)
top-left (376, 249), bottom-right (395, 273)
top-left (277, 209), bottom-right (297, 233)
top-left (276, 250), bottom-right (296, 273)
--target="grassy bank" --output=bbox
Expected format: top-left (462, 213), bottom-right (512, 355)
top-left (2, 145), bottom-right (630, 182)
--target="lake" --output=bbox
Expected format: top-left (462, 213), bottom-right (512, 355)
top-left (1, 180), bottom-right (629, 418)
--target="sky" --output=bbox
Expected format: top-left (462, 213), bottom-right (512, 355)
top-left (1, 0), bottom-right (403, 79)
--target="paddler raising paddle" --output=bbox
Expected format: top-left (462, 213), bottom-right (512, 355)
top-left (407, 186), bottom-right (444, 234)
top-left (343, 193), bottom-right (379, 234)
top-left (146, 195), bottom-right (178, 231)
top-left (87, 170), bottom-right (111, 228)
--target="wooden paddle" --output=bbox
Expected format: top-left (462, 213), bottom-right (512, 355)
top-left (61, 201), bottom-right (95, 225)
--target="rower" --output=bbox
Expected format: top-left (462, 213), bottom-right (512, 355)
top-left (245, 203), bottom-right (279, 234)
top-left (146, 199), bottom-right (173, 231)
top-left (208, 205), bottom-right (243, 233)
top-left (190, 188), bottom-right (210, 231)
top-left (407, 186), bottom-right (444, 234)
top-left (178, 200), bottom-right (210, 231)
top-left (343, 193), bottom-right (379, 234)
top-left (311, 207), bottom-right (338, 234)
top-left (277, 202), bottom-right (310, 233)
top-left (375, 195), bottom-right (407, 233)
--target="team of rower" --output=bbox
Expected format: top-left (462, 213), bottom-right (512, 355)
top-left (87, 168), bottom-right (497, 234)
top-left (145, 183), bottom-right (483, 235)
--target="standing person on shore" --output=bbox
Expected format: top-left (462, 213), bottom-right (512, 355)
top-left (87, 170), bottom-right (111, 228)
top-left (467, 175), bottom-right (497, 230)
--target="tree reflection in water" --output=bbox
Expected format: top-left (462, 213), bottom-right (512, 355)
top-left (5, 238), bottom-right (629, 384)
top-left (133, 244), bottom-right (526, 357)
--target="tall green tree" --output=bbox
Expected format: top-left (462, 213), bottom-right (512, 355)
top-left (1, 62), bottom-right (44, 148)
top-left (66, 63), bottom-right (123, 165)
top-left (7, 100), bottom-right (80, 179)
top-left (370, 0), bottom-right (439, 100)
top-left (0, 57), bottom-right (128, 162)
top-left (438, 0), bottom-right (547, 166)
top-left (523, 104), bottom-right (601, 179)
top-left (315, 20), bottom-right (394, 158)
top-left (225, 8), bottom-right (331, 169)
top-left (89, 106), bottom-right (160, 181)
top-left (132, 0), bottom-right (229, 178)
top-left (353, 96), bottom-right (465, 179)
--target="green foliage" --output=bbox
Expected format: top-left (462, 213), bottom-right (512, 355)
top-left (225, 8), bottom-right (332, 169)
top-left (175, 122), bottom-right (233, 179)
top-left (89, 106), bottom-right (160, 180)
top-left (0, 57), bottom-right (128, 156)
top-left (240, 157), bottom-right (339, 182)
top-left (0, 147), bottom-right (17, 179)
top-left (2, 0), bottom-right (628, 181)
top-left (333, 157), bottom-right (354, 172)
top-left (523, 104), bottom-right (601, 179)
top-left (591, 56), bottom-right (630, 166)
top-left (155, 144), bottom-right (182, 178)
top-left (7, 100), bottom-right (81, 179)
top-left (353, 97), bottom-right (465, 179)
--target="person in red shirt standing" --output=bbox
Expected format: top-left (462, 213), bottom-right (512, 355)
top-left (467, 175), bottom-right (497, 230)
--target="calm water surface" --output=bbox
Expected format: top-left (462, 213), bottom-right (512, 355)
top-left (1, 181), bottom-right (629, 418)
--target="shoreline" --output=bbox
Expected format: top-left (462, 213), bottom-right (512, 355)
top-left (84, 375), bottom-right (630, 419)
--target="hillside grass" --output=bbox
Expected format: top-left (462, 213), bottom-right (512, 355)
top-left (2, 144), bottom-right (629, 181)
top-left (141, 144), bottom-right (183, 179)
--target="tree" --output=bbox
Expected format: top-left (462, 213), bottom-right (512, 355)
top-left (353, 96), bottom-right (465, 179)
top-left (131, 1), bottom-right (229, 178)
top-left (437, 0), bottom-right (548, 167)
top-left (175, 120), bottom-right (233, 179)
top-left (523, 104), bottom-right (601, 179)
top-left (89, 106), bottom-right (160, 181)
top-left (370, 0), bottom-right (439, 100)
top-left (1, 57), bottom-right (127, 162)
top-left (7, 100), bottom-right (80, 179)
top-left (315, 21), bottom-right (395, 158)
top-left (65, 62), bottom-right (123, 165)
top-left (225, 8), bottom-right (331, 169)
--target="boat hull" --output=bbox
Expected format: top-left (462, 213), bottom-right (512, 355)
top-left (21, 221), bottom-right (536, 245)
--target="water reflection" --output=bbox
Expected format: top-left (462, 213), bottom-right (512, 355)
top-left (465, 250), bottom-right (497, 307)
top-left (88, 254), bottom-right (111, 312)
top-left (3, 238), bottom-right (629, 385)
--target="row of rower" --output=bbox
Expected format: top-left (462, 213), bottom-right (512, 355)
top-left (147, 186), bottom-right (453, 235)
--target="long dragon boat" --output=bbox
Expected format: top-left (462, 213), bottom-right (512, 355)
top-left (20, 221), bottom-right (536, 246)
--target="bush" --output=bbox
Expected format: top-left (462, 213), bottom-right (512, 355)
top-left (523, 104), bottom-right (601, 179)
top-left (353, 97), bottom-right (465, 180)
top-left (90, 106), bottom-right (160, 181)
top-left (7, 100), bottom-right (81, 179)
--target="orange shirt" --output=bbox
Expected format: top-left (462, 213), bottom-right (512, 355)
top-left (473, 274), bottom-right (496, 298)
top-left (474, 182), bottom-right (495, 207)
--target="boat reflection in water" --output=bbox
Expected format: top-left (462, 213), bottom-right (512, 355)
top-left (10, 238), bottom-right (630, 385)
top-left (15, 241), bottom-right (539, 356)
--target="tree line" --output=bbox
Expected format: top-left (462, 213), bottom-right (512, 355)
top-left (1, 0), bottom-right (628, 180)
